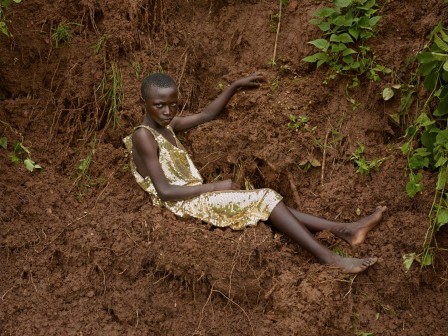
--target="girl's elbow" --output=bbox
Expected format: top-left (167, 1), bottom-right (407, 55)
top-left (157, 189), bottom-right (177, 202)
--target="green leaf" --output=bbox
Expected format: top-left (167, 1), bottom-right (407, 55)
top-left (358, 17), bottom-right (372, 29)
top-left (402, 253), bottom-right (415, 272)
top-left (382, 87), bottom-right (394, 101)
top-left (423, 69), bottom-right (438, 91)
top-left (334, 0), bottom-right (352, 8)
top-left (342, 48), bottom-right (357, 56)
top-left (369, 16), bottom-right (382, 26)
top-left (314, 7), bottom-right (339, 18)
top-left (420, 252), bottom-right (432, 266)
top-left (332, 15), bottom-right (353, 27)
top-left (0, 22), bottom-right (9, 37)
top-left (9, 152), bottom-right (21, 164)
top-left (0, 137), bottom-right (7, 149)
top-left (436, 168), bottom-right (447, 190)
top-left (348, 27), bottom-right (360, 39)
top-left (309, 18), bottom-right (322, 25)
top-left (435, 95), bottom-right (448, 116)
top-left (415, 113), bottom-right (434, 127)
top-left (409, 155), bottom-right (429, 170)
top-left (303, 52), bottom-right (328, 63)
top-left (24, 158), bottom-right (36, 172)
top-left (318, 21), bottom-right (331, 31)
top-left (401, 143), bottom-right (410, 155)
top-left (421, 130), bottom-right (437, 152)
top-left (434, 34), bottom-right (448, 52)
top-left (431, 52), bottom-right (448, 62)
top-left (440, 29), bottom-right (448, 43)
top-left (342, 55), bottom-right (354, 64)
top-left (405, 125), bottom-right (417, 137)
top-left (406, 173), bottom-right (423, 197)
top-left (443, 61), bottom-right (448, 72)
top-left (435, 128), bottom-right (448, 146)
top-left (308, 38), bottom-right (330, 51)
top-left (330, 33), bottom-right (354, 43)
top-left (414, 147), bottom-right (431, 157)
top-left (436, 208), bottom-right (448, 229)
top-left (435, 156), bottom-right (447, 168)
top-left (418, 61), bottom-right (437, 76)
top-left (332, 43), bottom-right (348, 53)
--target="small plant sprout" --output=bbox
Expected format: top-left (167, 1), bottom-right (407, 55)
top-left (217, 82), bottom-right (225, 91)
top-left (93, 34), bottom-right (106, 53)
top-left (52, 22), bottom-right (77, 48)
top-left (288, 114), bottom-right (309, 130)
top-left (271, 78), bottom-right (280, 90)
top-left (350, 144), bottom-right (387, 175)
top-left (332, 245), bottom-right (348, 257)
top-left (298, 157), bottom-right (321, 171)
top-left (131, 61), bottom-right (141, 79)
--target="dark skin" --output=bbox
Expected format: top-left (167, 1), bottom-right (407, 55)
top-left (132, 72), bottom-right (386, 273)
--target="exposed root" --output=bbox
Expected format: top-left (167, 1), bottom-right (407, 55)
top-left (287, 172), bottom-right (301, 207)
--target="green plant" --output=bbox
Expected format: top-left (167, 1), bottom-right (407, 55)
top-left (131, 61), bottom-right (141, 78)
top-left (288, 114), bottom-right (309, 130)
top-left (271, 78), bottom-right (280, 90)
top-left (52, 22), bottom-right (77, 48)
top-left (383, 83), bottom-right (416, 125)
top-left (0, 0), bottom-right (22, 36)
top-left (1, 136), bottom-right (42, 172)
top-left (332, 245), bottom-right (348, 257)
top-left (99, 62), bottom-right (123, 128)
top-left (400, 24), bottom-right (448, 269)
top-left (303, 0), bottom-right (391, 83)
top-left (350, 143), bottom-right (386, 174)
top-left (93, 34), bottom-right (106, 53)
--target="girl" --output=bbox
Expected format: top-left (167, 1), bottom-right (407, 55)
top-left (123, 72), bottom-right (385, 274)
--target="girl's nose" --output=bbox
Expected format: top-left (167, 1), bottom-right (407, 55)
top-left (162, 106), bottom-right (171, 115)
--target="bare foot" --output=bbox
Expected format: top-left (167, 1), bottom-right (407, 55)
top-left (333, 206), bottom-right (387, 246)
top-left (328, 256), bottom-right (378, 274)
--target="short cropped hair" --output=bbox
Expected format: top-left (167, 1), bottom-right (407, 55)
top-left (141, 73), bottom-right (177, 100)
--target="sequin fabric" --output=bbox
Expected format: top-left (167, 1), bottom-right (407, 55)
top-left (123, 125), bottom-right (282, 230)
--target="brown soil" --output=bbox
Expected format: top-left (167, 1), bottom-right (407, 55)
top-left (1, 0), bottom-right (448, 335)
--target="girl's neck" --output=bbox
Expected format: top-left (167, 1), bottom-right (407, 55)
top-left (143, 115), bottom-right (167, 130)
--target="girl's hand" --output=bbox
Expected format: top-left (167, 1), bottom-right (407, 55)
top-left (212, 179), bottom-right (241, 191)
top-left (232, 72), bottom-right (264, 89)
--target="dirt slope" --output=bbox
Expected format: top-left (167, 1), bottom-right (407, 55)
top-left (1, 0), bottom-right (447, 335)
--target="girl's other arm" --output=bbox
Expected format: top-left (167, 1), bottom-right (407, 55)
top-left (170, 72), bottom-right (264, 132)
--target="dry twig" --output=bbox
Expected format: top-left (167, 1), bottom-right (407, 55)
top-left (272, 0), bottom-right (283, 64)
top-left (321, 129), bottom-right (331, 185)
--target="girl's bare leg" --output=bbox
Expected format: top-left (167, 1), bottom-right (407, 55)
top-left (269, 202), bottom-right (377, 274)
top-left (287, 206), bottom-right (386, 246)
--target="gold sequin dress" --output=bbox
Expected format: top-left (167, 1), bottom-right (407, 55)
top-left (123, 125), bottom-right (282, 230)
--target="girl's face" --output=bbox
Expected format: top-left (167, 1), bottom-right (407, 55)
top-left (145, 86), bottom-right (178, 127)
